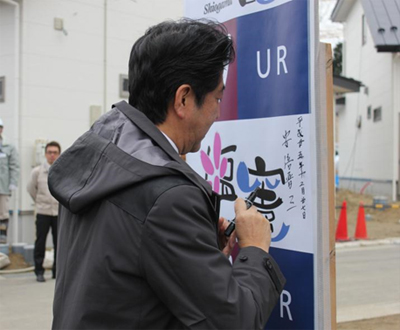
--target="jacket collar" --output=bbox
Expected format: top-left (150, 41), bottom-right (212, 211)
top-left (0, 135), bottom-right (11, 147)
top-left (113, 101), bottom-right (213, 197)
top-left (43, 161), bottom-right (51, 172)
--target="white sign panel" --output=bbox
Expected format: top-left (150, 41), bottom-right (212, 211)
top-left (185, 0), bottom-right (319, 328)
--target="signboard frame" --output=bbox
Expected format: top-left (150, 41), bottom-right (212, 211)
top-left (184, 1), bottom-right (336, 328)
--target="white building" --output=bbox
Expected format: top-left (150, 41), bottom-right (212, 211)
top-left (331, 0), bottom-right (400, 201)
top-left (0, 0), bottom-right (183, 244)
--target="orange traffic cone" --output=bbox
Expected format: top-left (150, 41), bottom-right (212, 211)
top-left (336, 200), bottom-right (349, 241)
top-left (354, 202), bottom-right (368, 240)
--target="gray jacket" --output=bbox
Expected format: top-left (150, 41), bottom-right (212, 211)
top-left (49, 101), bottom-right (285, 330)
top-left (0, 136), bottom-right (19, 195)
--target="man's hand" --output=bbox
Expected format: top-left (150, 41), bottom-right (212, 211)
top-left (218, 217), bottom-right (237, 257)
top-left (234, 198), bottom-right (271, 253)
top-left (9, 184), bottom-right (17, 191)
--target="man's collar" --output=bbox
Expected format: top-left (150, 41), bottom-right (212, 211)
top-left (159, 130), bottom-right (179, 154)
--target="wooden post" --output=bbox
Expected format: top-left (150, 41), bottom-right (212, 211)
top-left (324, 42), bottom-right (336, 330)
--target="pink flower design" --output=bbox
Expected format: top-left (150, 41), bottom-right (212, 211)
top-left (200, 133), bottom-right (228, 194)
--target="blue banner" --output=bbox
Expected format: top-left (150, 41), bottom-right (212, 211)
top-left (266, 247), bottom-right (314, 329)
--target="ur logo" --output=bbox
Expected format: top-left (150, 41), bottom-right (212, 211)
top-left (239, 0), bottom-right (275, 6)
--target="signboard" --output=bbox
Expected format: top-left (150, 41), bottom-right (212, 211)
top-left (185, 1), bottom-right (332, 329)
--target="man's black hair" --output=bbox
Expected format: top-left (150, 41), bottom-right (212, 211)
top-left (128, 19), bottom-right (235, 124)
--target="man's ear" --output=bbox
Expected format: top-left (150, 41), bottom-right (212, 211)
top-left (174, 84), bottom-right (194, 119)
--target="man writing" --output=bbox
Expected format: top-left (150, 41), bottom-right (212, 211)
top-left (49, 19), bottom-right (285, 329)
top-left (27, 141), bottom-right (61, 282)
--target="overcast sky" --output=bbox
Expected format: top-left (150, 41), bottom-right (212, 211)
top-left (319, 0), bottom-right (343, 48)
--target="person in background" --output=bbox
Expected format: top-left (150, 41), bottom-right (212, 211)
top-left (0, 118), bottom-right (20, 244)
top-left (27, 141), bottom-right (61, 282)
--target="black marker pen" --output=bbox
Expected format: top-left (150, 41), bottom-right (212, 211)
top-left (224, 187), bottom-right (261, 237)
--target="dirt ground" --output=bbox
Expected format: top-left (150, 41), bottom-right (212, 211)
top-left (4, 252), bottom-right (29, 270)
top-left (1, 188), bottom-right (399, 328)
top-left (335, 189), bottom-right (400, 240)
top-left (337, 314), bottom-right (400, 330)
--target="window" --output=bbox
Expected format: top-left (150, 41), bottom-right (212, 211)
top-left (119, 74), bottom-right (129, 98)
top-left (373, 107), bottom-right (382, 122)
top-left (0, 76), bottom-right (5, 102)
top-left (362, 15), bottom-right (367, 46)
top-left (367, 105), bottom-right (371, 119)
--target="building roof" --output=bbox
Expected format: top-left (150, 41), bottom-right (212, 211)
top-left (333, 75), bottom-right (362, 94)
top-left (331, 0), bottom-right (356, 22)
top-left (362, 0), bottom-right (400, 52)
top-left (332, 0), bottom-right (400, 52)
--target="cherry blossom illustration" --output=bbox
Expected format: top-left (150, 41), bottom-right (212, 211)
top-left (200, 133), bottom-right (228, 194)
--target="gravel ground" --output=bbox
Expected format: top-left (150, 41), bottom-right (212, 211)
top-left (2, 188), bottom-right (400, 329)
top-left (335, 189), bottom-right (400, 330)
